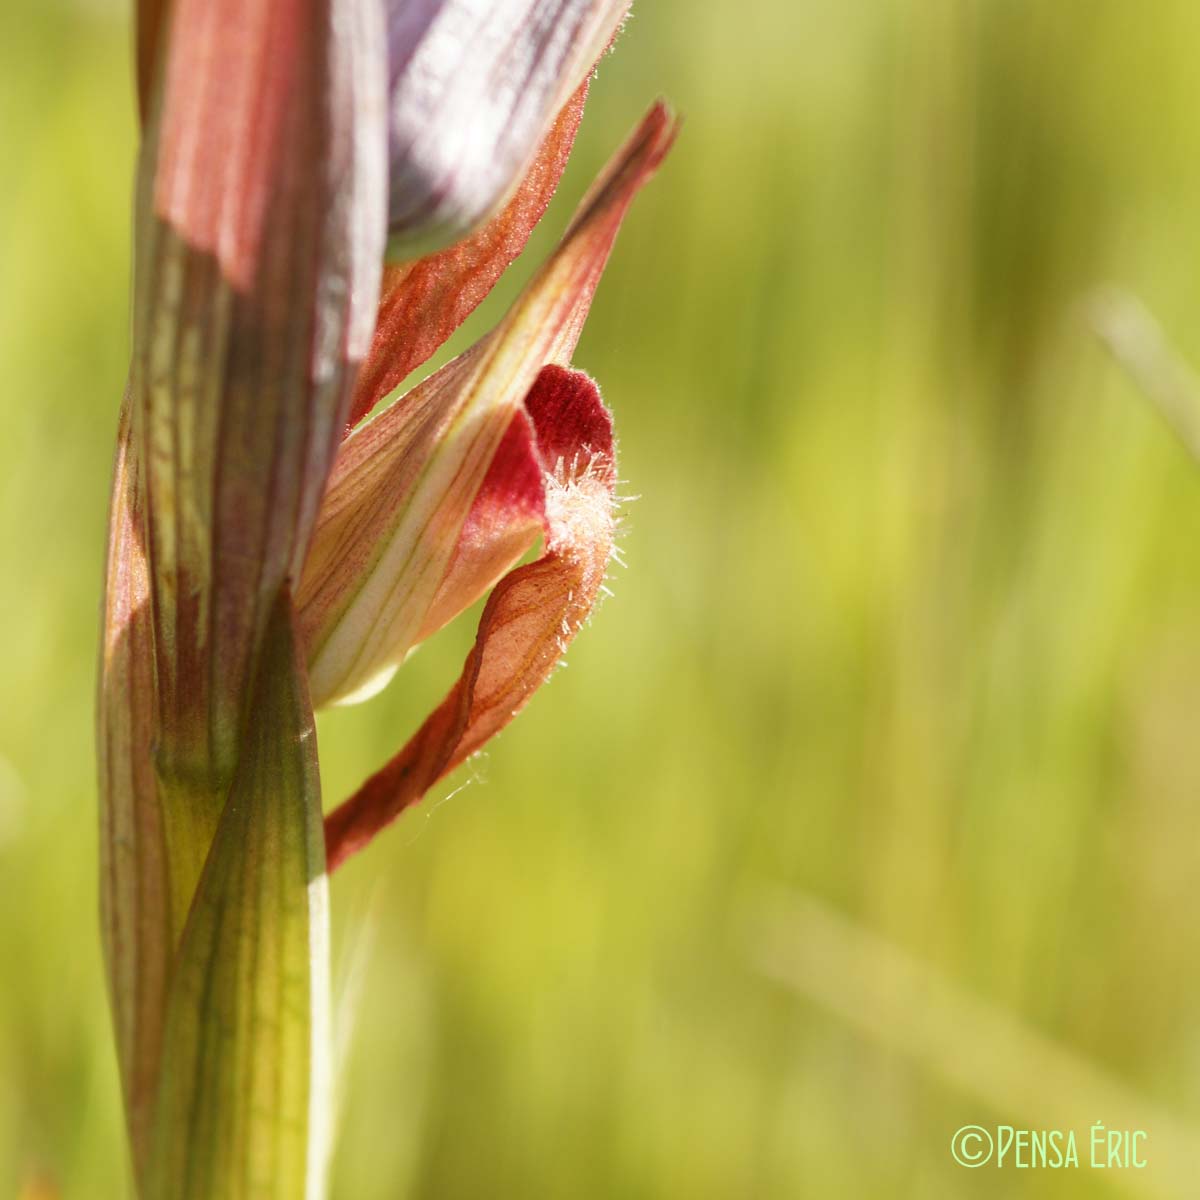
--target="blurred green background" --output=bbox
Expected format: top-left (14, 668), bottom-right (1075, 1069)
top-left (6, 1), bottom-right (1200, 1196)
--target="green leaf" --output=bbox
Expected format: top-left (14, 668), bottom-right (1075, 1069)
top-left (146, 596), bottom-right (331, 1200)
top-left (98, 398), bottom-right (173, 1177)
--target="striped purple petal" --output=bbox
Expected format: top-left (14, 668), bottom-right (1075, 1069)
top-left (386, 0), bottom-right (628, 252)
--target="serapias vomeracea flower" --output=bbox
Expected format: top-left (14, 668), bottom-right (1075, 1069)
top-left (98, 1), bottom-right (673, 1196)
top-left (308, 108), bottom-right (674, 867)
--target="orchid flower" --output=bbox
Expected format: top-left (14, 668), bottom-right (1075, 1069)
top-left (98, 1), bottom-right (673, 1195)
top-left (308, 107), bottom-right (674, 868)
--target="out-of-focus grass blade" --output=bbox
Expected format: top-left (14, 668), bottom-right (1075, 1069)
top-left (750, 889), bottom-right (1200, 1200)
top-left (1091, 287), bottom-right (1200, 464)
top-left (146, 596), bottom-right (331, 1200)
